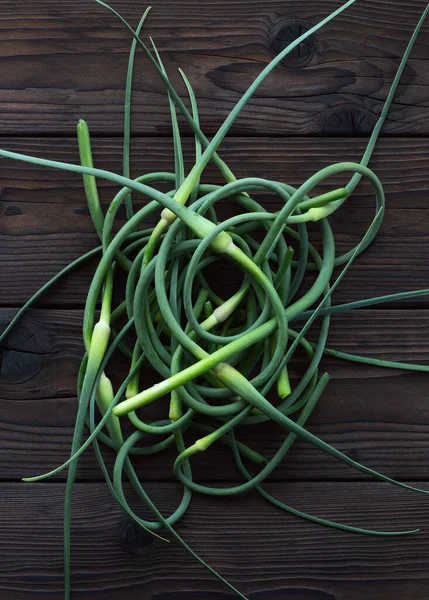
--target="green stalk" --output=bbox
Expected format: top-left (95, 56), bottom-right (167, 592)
top-left (77, 119), bottom-right (104, 239)
top-left (151, 38), bottom-right (184, 189)
top-left (63, 316), bottom-right (111, 599)
top-left (123, 8), bottom-right (152, 219)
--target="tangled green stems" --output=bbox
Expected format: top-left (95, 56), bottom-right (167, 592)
top-left (1, 2), bottom-right (429, 600)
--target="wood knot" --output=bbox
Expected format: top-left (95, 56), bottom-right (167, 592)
top-left (120, 521), bottom-right (155, 554)
top-left (4, 205), bottom-right (22, 216)
top-left (269, 18), bottom-right (315, 68)
top-left (321, 105), bottom-right (377, 135)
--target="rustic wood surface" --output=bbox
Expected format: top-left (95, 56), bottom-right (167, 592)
top-left (0, 482), bottom-right (428, 600)
top-left (0, 0), bottom-right (428, 135)
top-left (1, 1), bottom-right (429, 599)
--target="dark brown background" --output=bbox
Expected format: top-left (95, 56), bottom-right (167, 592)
top-left (1, 1), bottom-right (429, 598)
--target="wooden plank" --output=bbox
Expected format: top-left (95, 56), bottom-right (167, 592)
top-left (2, 308), bottom-right (429, 482)
top-left (0, 1), bottom-right (427, 134)
top-left (1, 136), bottom-right (429, 307)
top-left (1, 481), bottom-right (428, 599)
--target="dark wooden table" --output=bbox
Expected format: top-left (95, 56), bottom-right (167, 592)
top-left (1, 1), bottom-right (429, 598)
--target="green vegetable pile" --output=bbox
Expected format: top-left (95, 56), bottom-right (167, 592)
top-left (1, 1), bottom-right (429, 598)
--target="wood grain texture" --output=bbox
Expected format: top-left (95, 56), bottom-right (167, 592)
top-left (0, 0), bottom-right (427, 134)
top-left (0, 481), bottom-right (428, 599)
top-left (1, 136), bottom-right (429, 307)
top-left (2, 308), bottom-right (429, 482)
